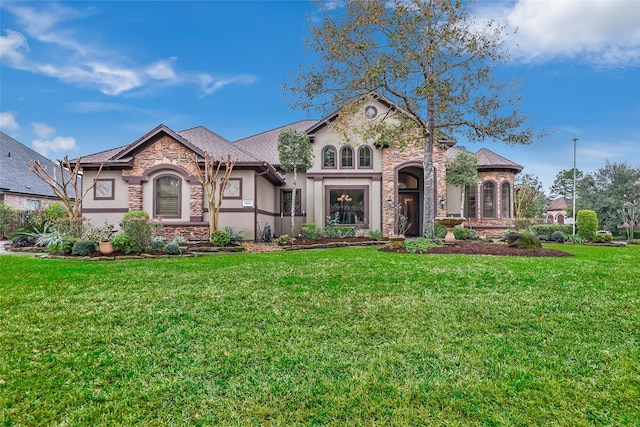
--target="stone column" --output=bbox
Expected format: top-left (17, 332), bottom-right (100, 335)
top-left (128, 185), bottom-right (143, 211)
top-left (190, 183), bottom-right (203, 222)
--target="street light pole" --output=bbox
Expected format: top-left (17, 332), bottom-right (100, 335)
top-left (572, 137), bottom-right (578, 235)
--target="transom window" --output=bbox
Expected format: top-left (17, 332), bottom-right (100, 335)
top-left (482, 182), bottom-right (496, 218)
top-left (341, 146), bottom-right (354, 168)
top-left (327, 187), bottom-right (367, 226)
top-left (359, 146), bottom-right (372, 168)
top-left (155, 175), bottom-right (181, 218)
top-left (322, 146), bottom-right (336, 168)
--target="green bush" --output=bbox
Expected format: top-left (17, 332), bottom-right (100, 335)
top-left (324, 226), bottom-right (357, 238)
top-left (550, 231), bottom-right (567, 243)
top-left (71, 240), bottom-right (96, 256)
top-left (150, 238), bottom-right (166, 252)
top-left (210, 230), bottom-right (231, 247)
top-left (276, 234), bottom-right (291, 246)
top-left (42, 203), bottom-right (67, 224)
top-left (530, 224), bottom-right (573, 239)
top-left (164, 241), bottom-right (181, 255)
top-left (0, 204), bottom-right (20, 238)
top-left (122, 211), bottom-right (153, 251)
top-left (452, 227), bottom-right (470, 240)
top-left (366, 229), bottom-right (383, 240)
top-left (224, 226), bottom-right (244, 245)
top-left (112, 233), bottom-right (139, 254)
top-left (434, 221), bottom-right (447, 239)
top-left (566, 234), bottom-right (586, 244)
top-left (404, 237), bottom-right (441, 254)
top-left (301, 223), bottom-right (319, 240)
top-left (61, 236), bottom-right (78, 254)
top-left (577, 210), bottom-right (598, 241)
top-left (592, 232), bottom-right (613, 243)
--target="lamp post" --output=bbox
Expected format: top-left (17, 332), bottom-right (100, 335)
top-left (572, 137), bottom-right (578, 235)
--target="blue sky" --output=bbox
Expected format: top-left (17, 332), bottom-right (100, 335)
top-left (1, 0), bottom-right (639, 194)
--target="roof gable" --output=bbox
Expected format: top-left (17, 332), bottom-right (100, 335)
top-left (112, 124), bottom-right (202, 160)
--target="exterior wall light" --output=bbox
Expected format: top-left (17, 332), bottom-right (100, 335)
top-left (439, 196), bottom-right (445, 210)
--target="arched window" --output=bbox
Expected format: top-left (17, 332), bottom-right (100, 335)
top-left (557, 214), bottom-right (565, 224)
top-left (501, 182), bottom-right (511, 218)
top-left (322, 146), bottom-right (336, 168)
top-left (358, 146), bottom-right (372, 168)
top-left (341, 146), bottom-right (354, 168)
top-left (482, 182), bottom-right (496, 218)
top-left (155, 175), bottom-right (181, 218)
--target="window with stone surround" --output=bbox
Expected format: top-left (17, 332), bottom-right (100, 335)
top-left (154, 174), bottom-right (181, 218)
top-left (501, 182), bottom-right (511, 218)
top-left (482, 181), bottom-right (496, 218)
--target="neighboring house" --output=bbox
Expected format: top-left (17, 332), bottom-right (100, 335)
top-left (545, 196), bottom-right (573, 224)
top-left (75, 99), bottom-right (524, 240)
top-left (0, 132), bottom-right (63, 211)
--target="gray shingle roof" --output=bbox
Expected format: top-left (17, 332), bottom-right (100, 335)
top-left (178, 126), bottom-right (262, 163)
top-left (233, 120), bottom-right (319, 165)
top-left (0, 132), bottom-right (61, 197)
top-left (474, 147), bottom-right (523, 172)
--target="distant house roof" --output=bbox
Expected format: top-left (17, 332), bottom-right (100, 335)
top-left (0, 132), bottom-right (60, 198)
top-left (546, 196), bottom-right (571, 211)
top-left (446, 146), bottom-right (523, 173)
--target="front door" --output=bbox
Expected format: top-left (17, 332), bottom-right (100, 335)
top-left (398, 193), bottom-right (420, 236)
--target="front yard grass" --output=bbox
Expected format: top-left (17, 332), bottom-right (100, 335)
top-left (1, 244), bottom-right (638, 425)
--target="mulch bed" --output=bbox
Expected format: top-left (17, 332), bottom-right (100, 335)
top-left (379, 240), bottom-right (573, 257)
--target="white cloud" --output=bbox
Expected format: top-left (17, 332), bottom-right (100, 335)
top-left (0, 3), bottom-right (257, 96)
top-left (32, 136), bottom-right (78, 158)
top-left (32, 122), bottom-right (55, 138)
top-left (0, 111), bottom-right (20, 131)
top-left (479, 0), bottom-right (640, 67)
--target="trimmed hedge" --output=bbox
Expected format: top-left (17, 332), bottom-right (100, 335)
top-left (577, 210), bottom-right (598, 241)
top-left (530, 224), bottom-right (573, 239)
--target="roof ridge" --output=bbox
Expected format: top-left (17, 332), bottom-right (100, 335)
top-left (233, 119), bottom-right (319, 143)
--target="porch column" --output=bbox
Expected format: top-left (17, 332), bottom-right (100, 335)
top-left (190, 182), bottom-right (204, 222)
top-left (128, 184), bottom-right (143, 211)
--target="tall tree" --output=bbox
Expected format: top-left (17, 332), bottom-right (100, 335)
top-left (445, 150), bottom-right (479, 219)
top-left (550, 168), bottom-right (583, 199)
top-left (30, 156), bottom-right (104, 237)
top-left (576, 161), bottom-right (640, 231)
top-left (286, 0), bottom-right (542, 237)
top-left (189, 152), bottom-right (237, 235)
top-left (514, 173), bottom-right (547, 219)
top-left (277, 128), bottom-right (314, 237)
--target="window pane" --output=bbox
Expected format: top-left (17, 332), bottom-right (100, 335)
top-left (501, 183), bottom-right (511, 218)
top-left (156, 176), bottom-right (180, 217)
top-left (483, 182), bottom-right (495, 218)
top-left (359, 146), bottom-right (371, 167)
top-left (323, 146), bottom-right (336, 167)
top-left (341, 147), bottom-right (353, 167)
top-left (282, 189), bottom-right (301, 214)
top-left (329, 189), bottom-right (365, 225)
top-left (464, 186), bottom-right (476, 218)
top-left (26, 200), bottom-right (41, 211)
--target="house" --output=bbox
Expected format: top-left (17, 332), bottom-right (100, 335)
top-left (545, 196), bottom-right (573, 224)
top-left (0, 132), bottom-right (63, 211)
top-left (74, 100), bottom-right (524, 240)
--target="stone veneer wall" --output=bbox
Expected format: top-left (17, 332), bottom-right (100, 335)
top-left (160, 225), bottom-right (210, 241)
top-left (466, 170), bottom-right (516, 238)
top-left (381, 144), bottom-right (449, 237)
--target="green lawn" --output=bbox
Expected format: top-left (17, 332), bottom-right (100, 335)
top-left (1, 244), bottom-right (638, 426)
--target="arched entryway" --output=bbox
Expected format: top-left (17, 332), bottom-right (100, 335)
top-left (397, 166), bottom-right (424, 236)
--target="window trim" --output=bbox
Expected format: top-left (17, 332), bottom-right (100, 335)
top-left (153, 174), bottom-right (182, 219)
top-left (322, 145), bottom-right (337, 169)
top-left (340, 146), bottom-right (354, 169)
top-left (482, 181), bottom-right (496, 219)
top-left (500, 182), bottom-right (511, 219)
top-left (324, 185), bottom-right (369, 227)
top-left (223, 178), bottom-right (242, 199)
top-left (358, 145), bottom-right (372, 169)
top-left (94, 178), bottom-right (115, 200)
top-left (464, 185), bottom-right (477, 219)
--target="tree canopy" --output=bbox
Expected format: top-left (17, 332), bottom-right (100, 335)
top-left (446, 150), bottom-right (479, 218)
top-left (286, 0), bottom-right (543, 237)
top-left (550, 168), bottom-right (583, 199)
top-left (514, 173), bottom-right (547, 219)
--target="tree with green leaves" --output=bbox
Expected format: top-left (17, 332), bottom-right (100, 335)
top-left (286, 0), bottom-right (543, 237)
top-left (277, 128), bottom-right (314, 237)
top-left (446, 150), bottom-right (479, 219)
top-left (550, 168), bottom-right (583, 199)
top-left (514, 173), bottom-right (547, 219)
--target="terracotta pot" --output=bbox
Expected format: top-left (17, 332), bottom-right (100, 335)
top-left (389, 236), bottom-right (406, 249)
top-left (99, 241), bottom-right (115, 255)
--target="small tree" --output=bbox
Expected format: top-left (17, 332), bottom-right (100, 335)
top-left (550, 168), bottom-right (583, 199)
top-left (577, 210), bottom-right (598, 241)
top-left (189, 152), bottom-right (237, 235)
top-left (619, 204), bottom-right (639, 242)
top-left (445, 150), bottom-right (479, 219)
top-left (277, 128), bottom-right (314, 237)
top-left (29, 156), bottom-right (104, 237)
top-left (514, 173), bottom-right (547, 219)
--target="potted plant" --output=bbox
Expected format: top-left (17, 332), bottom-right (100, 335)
top-left (389, 205), bottom-right (411, 249)
top-left (97, 221), bottom-right (115, 254)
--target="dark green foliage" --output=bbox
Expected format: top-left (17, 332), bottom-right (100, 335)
top-left (224, 226), bottom-right (244, 245)
top-left (324, 226), bottom-right (357, 238)
top-left (122, 210), bottom-right (150, 221)
top-left (164, 241), bottom-right (181, 255)
top-left (434, 221), bottom-right (447, 239)
top-left (210, 230), bottom-right (231, 247)
top-left (453, 227), bottom-right (469, 240)
top-left (550, 231), bottom-right (566, 243)
top-left (593, 232), bottom-right (613, 243)
top-left (150, 238), bottom-right (166, 252)
top-left (530, 224), bottom-right (573, 239)
top-left (301, 223), bottom-right (320, 240)
top-left (61, 236), bottom-right (78, 254)
top-left (71, 240), bottom-right (96, 256)
top-left (507, 232), bottom-right (542, 249)
top-left (403, 237), bottom-right (442, 254)
top-left (112, 233), bottom-right (139, 254)
top-left (366, 229), bottom-right (383, 240)
top-left (122, 211), bottom-right (153, 251)
top-left (577, 210), bottom-right (598, 241)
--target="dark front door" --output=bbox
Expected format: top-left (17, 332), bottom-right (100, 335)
top-left (398, 193), bottom-right (420, 236)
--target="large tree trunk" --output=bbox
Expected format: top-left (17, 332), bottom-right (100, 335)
top-left (423, 93), bottom-right (436, 238)
top-left (290, 165), bottom-right (297, 236)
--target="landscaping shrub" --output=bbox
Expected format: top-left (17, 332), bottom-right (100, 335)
top-left (276, 234), bottom-right (291, 246)
top-left (150, 238), bottom-right (166, 252)
top-left (301, 223), bottom-right (320, 240)
top-left (210, 230), bottom-right (231, 247)
top-left (434, 221), bottom-right (447, 239)
top-left (530, 224), bottom-right (573, 239)
top-left (164, 241), bottom-right (181, 255)
top-left (404, 237), bottom-right (441, 254)
top-left (550, 230), bottom-right (567, 243)
top-left (172, 235), bottom-right (187, 244)
top-left (366, 229), bottom-right (383, 240)
top-left (122, 211), bottom-right (153, 251)
top-left (324, 226), bottom-right (357, 238)
top-left (577, 210), bottom-right (598, 241)
top-left (112, 233), bottom-right (139, 254)
top-left (0, 204), bottom-right (20, 238)
top-left (71, 240), bottom-right (96, 256)
top-left (61, 236), bottom-right (78, 254)
top-left (453, 227), bottom-right (469, 240)
top-left (593, 232), bottom-right (614, 243)
top-left (566, 234), bottom-right (586, 244)
top-left (224, 226), bottom-right (244, 245)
